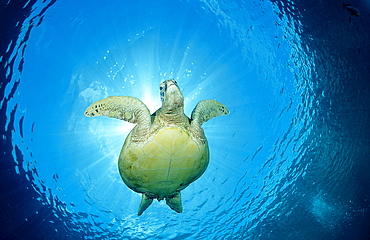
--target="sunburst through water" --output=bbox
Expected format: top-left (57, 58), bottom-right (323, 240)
top-left (1, 0), bottom-right (370, 239)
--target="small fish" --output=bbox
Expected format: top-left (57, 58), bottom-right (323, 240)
top-left (343, 3), bottom-right (361, 17)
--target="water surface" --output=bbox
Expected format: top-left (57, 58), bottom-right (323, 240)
top-left (1, 0), bottom-right (370, 239)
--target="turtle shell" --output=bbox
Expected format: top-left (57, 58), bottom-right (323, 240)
top-left (118, 127), bottom-right (209, 199)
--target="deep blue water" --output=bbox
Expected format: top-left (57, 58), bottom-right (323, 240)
top-left (1, 0), bottom-right (370, 239)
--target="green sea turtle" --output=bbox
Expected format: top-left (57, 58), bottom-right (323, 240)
top-left (84, 79), bottom-right (229, 215)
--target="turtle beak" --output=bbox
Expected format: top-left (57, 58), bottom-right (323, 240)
top-left (160, 79), bottom-right (177, 92)
top-left (160, 79), bottom-right (184, 110)
top-left (160, 79), bottom-right (178, 102)
top-left (165, 79), bottom-right (178, 88)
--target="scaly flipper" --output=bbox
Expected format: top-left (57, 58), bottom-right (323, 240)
top-left (84, 96), bottom-right (151, 140)
top-left (138, 193), bottom-right (154, 216)
top-left (165, 192), bottom-right (182, 213)
top-left (84, 96), bottom-right (150, 123)
top-left (190, 99), bottom-right (229, 131)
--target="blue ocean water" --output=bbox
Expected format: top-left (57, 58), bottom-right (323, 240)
top-left (1, 0), bottom-right (370, 239)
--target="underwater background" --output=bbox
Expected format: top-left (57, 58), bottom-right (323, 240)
top-left (1, 0), bottom-right (370, 239)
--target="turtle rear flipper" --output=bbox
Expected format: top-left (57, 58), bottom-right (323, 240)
top-left (165, 192), bottom-right (182, 213)
top-left (138, 194), bottom-right (154, 216)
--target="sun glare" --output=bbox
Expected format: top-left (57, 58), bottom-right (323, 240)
top-left (104, 86), bottom-right (161, 136)
top-left (141, 88), bottom-right (162, 114)
top-left (116, 121), bottom-right (135, 135)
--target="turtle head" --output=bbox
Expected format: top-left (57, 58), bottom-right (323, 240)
top-left (159, 79), bottom-right (184, 113)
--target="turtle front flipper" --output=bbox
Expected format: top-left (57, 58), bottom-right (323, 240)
top-left (84, 96), bottom-right (150, 124)
top-left (84, 96), bottom-right (151, 138)
top-left (190, 99), bottom-right (229, 127)
top-left (138, 193), bottom-right (154, 216)
top-left (165, 192), bottom-right (183, 213)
